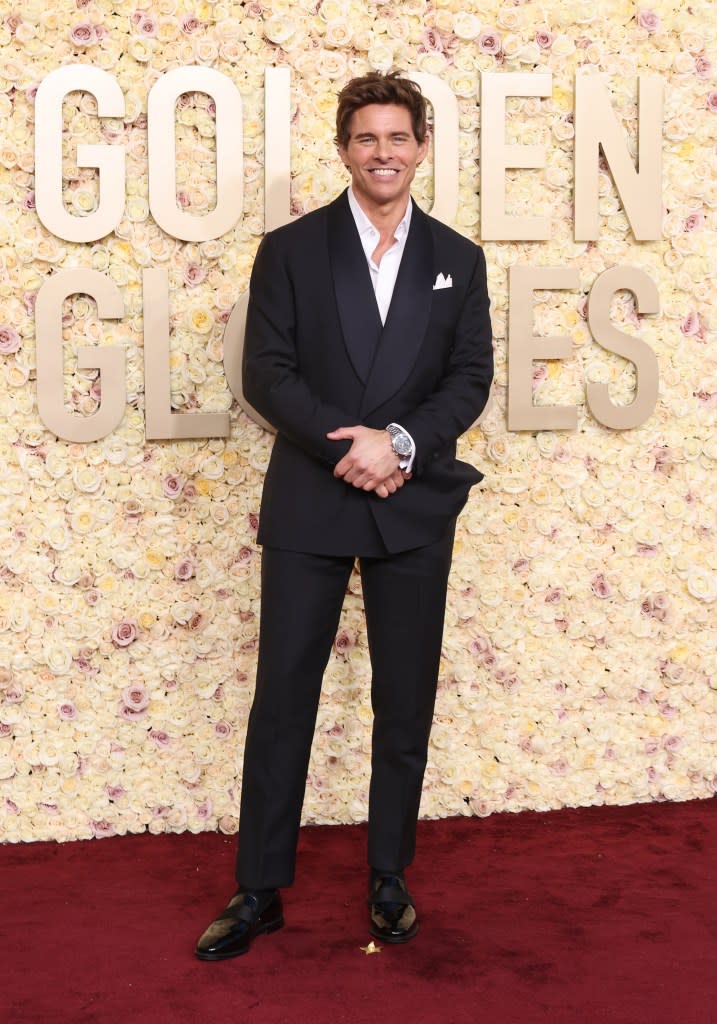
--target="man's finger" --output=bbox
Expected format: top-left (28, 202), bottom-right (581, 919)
top-left (327, 426), bottom-right (360, 440)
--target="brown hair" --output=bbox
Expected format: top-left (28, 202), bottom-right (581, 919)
top-left (335, 71), bottom-right (428, 148)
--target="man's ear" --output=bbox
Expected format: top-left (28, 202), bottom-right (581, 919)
top-left (417, 127), bottom-right (431, 164)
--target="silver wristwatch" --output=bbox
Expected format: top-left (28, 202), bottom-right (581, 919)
top-left (386, 424), bottom-right (413, 458)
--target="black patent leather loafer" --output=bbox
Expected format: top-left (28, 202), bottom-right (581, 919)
top-left (195, 888), bottom-right (284, 960)
top-left (368, 872), bottom-right (418, 944)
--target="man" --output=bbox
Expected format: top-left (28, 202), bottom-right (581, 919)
top-left (195, 71), bottom-right (493, 959)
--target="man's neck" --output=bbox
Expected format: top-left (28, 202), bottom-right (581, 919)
top-left (350, 188), bottom-right (411, 243)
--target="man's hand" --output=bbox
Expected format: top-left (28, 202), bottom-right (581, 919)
top-left (327, 425), bottom-right (411, 497)
top-left (374, 467), bottom-right (411, 499)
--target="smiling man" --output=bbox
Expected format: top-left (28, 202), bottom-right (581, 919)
top-left (195, 72), bottom-right (494, 960)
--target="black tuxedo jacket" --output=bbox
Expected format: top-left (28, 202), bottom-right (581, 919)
top-left (242, 190), bottom-right (494, 556)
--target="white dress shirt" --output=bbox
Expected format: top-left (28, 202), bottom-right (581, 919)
top-left (347, 187), bottom-right (416, 471)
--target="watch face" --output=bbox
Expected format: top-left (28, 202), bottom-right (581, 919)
top-left (392, 434), bottom-right (412, 457)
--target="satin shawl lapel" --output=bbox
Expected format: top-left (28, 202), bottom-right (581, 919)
top-left (328, 192), bottom-right (383, 383)
top-left (359, 201), bottom-right (434, 418)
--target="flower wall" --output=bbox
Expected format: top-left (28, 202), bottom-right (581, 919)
top-left (0, 0), bottom-right (715, 842)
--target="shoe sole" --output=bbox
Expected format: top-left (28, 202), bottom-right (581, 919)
top-left (369, 921), bottom-right (419, 944)
top-left (194, 915), bottom-right (285, 961)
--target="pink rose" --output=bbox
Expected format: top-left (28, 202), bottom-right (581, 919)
top-left (112, 619), bottom-right (138, 647)
top-left (478, 30), bottom-right (501, 55)
top-left (652, 445), bottom-right (673, 473)
top-left (683, 211), bottom-right (704, 231)
top-left (92, 820), bottom-right (115, 838)
top-left (707, 90), bottom-right (717, 112)
top-left (70, 22), bottom-right (97, 45)
top-left (637, 10), bottom-right (661, 34)
top-left (162, 474), bottom-right (185, 499)
top-left (183, 263), bottom-right (206, 286)
top-left (680, 311), bottom-right (702, 336)
top-left (591, 573), bottom-right (613, 599)
top-left (186, 612), bottom-right (205, 632)
top-left (214, 720), bottom-right (232, 739)
top-left (175, 558), bottom-right (195, 581)
top-left (0, 326), bottom-right (21, 354)
top-left (58, 702), bottom-right (77, 721)
top-left (4, 12), bottom-right (21, 33)
top-left (122, 682), bottom-right (149, 712)
top-left (138, 14), bottom-right (157, 36)
top-left (149, 729), bottom-right (171, 749)
top-left (421, 27), bottom-right (445, 53)
top-left (535, 28), bottom-right (553, 50)
top-left (176, 190), bottom-right (191, 208)
top-left (3, 682), bottom-right (24, 703)
top-left (695, 56), bottom-right (713, 79)
top-left (333, 628), bottom-right (355, 654)
top-left (0, 722), bottom-right (11, 738)
top-left (105, 784), bottom-right (126, 800)
top-left (196, 798), bottom-right (213, 819)
top-left (182, 14), bottom-right (202, 34)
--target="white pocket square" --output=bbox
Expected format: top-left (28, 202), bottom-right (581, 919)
top-left (433, 272), bottom-right (453, 290)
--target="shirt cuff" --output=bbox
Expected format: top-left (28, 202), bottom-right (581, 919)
top-left (387, 422), bottom-right (416, 473)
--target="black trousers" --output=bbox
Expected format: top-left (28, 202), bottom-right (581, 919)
top-left (235, 521), bottom-right (456, 889)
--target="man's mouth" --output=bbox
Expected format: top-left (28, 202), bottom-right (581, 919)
top-left (369, 168), bottom-right (399, 177)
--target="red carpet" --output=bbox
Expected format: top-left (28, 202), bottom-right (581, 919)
top-left (2, 800), bottom-right (716, 1024)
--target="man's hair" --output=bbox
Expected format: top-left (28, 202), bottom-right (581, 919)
top-left (335, 71), bottom-right (428, 148)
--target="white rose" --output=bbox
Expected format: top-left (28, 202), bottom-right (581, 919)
top-left (45, 644), bottom-right (73, 676)
top-left (453, 12), bottom-right (481, 40)
top-left (686, 568), bottom-right (717, 603)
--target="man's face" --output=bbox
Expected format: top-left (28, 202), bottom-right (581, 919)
top-left (338, 103), bottom-right (428, 215)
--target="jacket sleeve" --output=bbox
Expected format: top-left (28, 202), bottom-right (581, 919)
top-left (398, 246), bottom-right (494, 476)
top-left (242, 230), bottom-right (353, 467)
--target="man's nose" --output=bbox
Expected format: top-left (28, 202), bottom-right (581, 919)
top-left (375, 138), bottom-right (392, 161)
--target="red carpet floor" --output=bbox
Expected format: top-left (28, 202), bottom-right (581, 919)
top-left (2, 799), bottom-right (716, 1024)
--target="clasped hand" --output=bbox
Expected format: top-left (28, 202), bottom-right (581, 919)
top-left (327, 426), bottom-right (411, 499)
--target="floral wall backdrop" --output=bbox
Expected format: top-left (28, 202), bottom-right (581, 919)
top-left (0, 0), bottom-right (715, 842)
